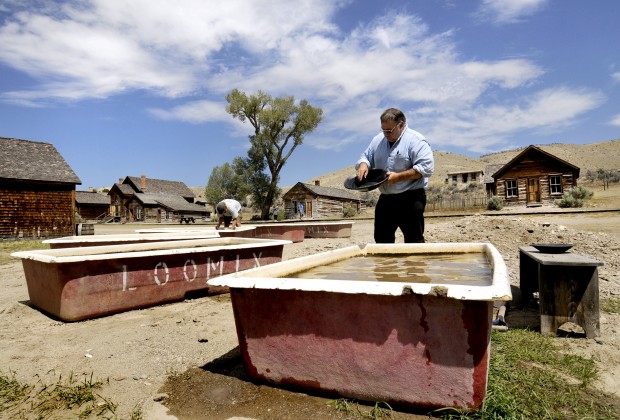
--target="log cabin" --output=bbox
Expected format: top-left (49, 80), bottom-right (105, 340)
top-left (108, 175), bottom-right (209, 223)
top-left (486, 145), bottom-right (580, 206)
top-left (445, 169), bottom-right (485, 186)
top-left (282, 180), bottom-right (367, 219)
top-left (0, 137), bottom-right (81, 239)
top-left (75, 191), bottom-right (110, 222)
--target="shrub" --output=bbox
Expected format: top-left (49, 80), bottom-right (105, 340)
top-left (343, 205), bottom-right (357, 218)
top-left (568, 185), bottom-right (593, 200)
top-left (487, 196), bottom-right (504, 211)
top-left (555, 186), bottom-right (593, 208)
top-left (466, 182), bottom-right (482, 192)
top-left (556, 194), bottom-right (582, 208)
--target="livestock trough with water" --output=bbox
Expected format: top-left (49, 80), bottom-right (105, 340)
top-left (209, 242), bottom-right (511, 410)
top-left (12, 237), bottom-right (290, 322)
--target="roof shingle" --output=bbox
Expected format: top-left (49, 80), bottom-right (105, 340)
top-left (126, 176), bottom-right (194, 197)
top-left (76, 191), bottom-right (109, 205)
top-left (0, 137), bottom-right (81, 184)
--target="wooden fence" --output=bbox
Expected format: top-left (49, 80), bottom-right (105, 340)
top-left (426, 195), bottom-right (488, 212)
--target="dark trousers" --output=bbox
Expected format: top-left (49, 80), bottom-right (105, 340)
top-left (374, 188), bottom-right (426, 243)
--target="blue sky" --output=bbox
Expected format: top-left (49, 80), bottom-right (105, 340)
top-left (1, 0), bottom-right (619, 190)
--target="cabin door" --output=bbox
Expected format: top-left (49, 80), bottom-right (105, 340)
top-left (527, 178), bottom-right (540, 203)
top-left (305, 201), bottom-right (312, 218)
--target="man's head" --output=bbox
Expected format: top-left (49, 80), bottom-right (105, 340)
top-left (216, 202), bottom-right (226, 215)
top-left (380, 108), bottom-right (406, 142)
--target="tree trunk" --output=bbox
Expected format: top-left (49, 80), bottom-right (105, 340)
top-left (260, 179), bottom-right (279, 219)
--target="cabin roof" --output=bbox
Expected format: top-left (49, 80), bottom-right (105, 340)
top-left (285, 182), bottom-right (363, 201)
top-left (483, 164), bottom-right (505, 184)
top-left (491, 145), bottom-right (580, 180)
top-left (132, 193), bottom-right (207, 213)
top-left (76, 191), bottom-right (109, 205)
top-left (0, 137), bottom-right (81, 184)
top-left (124, 176), bottom-right (195, 197)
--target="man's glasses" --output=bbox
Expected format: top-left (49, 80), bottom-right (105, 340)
top-left (382, 123), bottom-right (401, 134)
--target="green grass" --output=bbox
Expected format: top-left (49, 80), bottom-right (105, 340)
top-left (0, 371), bottom-right (30, 412)
top-left (436, 329), bottom-right (616, 419)
top-left (0, 239), bottom-right (48, 265)
top-left (328, 329), bottom-right (617, 419)
top-left (0, 371), bottom-right (129, 419)
top-left (601, 297), bottom-right (620, 314)
top-left (328, 398), bottom-right (393, 419)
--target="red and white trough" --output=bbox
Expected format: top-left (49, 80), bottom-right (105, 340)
top-left (209, 242), bottom-right (511, 411)
top-left (43, 232), bottom-right (219, 249)
top-left (12, 237), bottom-right (290, 322)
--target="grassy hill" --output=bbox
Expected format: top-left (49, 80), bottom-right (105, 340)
top-left (301, 139), bottom-right (620, 190)
top-left (190, 139), bottom-right (620, 198)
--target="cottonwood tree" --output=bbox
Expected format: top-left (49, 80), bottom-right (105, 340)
top-left (226, 89), bottom-right (323, 219)
top-left (204, 162), bottom-right (251, 208)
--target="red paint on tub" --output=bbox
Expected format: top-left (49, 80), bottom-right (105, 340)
top-left (462, 300), bottom-right (493, 409)
top-left (417, 295), bottom-right (430, 333)
top-left (302, 223), bottom-right (352, 238)
top-left (254, 225), bottom-right (305, 243)
top-left (20, 245), bottom-right (285, 322)
top-left (215, 229), bottom-right (256, 239)
top-left (228, 287), bottom-right (493, 410)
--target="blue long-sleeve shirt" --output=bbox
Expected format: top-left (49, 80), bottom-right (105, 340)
top-left (356, 126), bottom-right (434, 195)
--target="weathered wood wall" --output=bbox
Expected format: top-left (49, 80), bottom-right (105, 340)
top-left (109, 191), bottom-right (129, 221)
top-left (493, 154), bottom-right (577, 205)
top-left (76, 205), bottom-right (108, 221)
top-left (284, 193), bottom-right (364, 219)
top-left (496, 173), bottom-right (575, 205)
top-left (1, 181), bottom-right (75, 239)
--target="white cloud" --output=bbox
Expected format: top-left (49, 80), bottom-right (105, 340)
top-left (148, 100), bottom-right (229, 124)
top-left (147, 99), bottom-right (253, 140)
top-left (610, 115), bottom-right (620, 126)
top-left (0, 0), bottom-right (344, 102)
top-left (418, 87), bottom-right (605, 153)
top-left (476, 0), bottom-right (549, 24)
top-left (612, 72), bottom-right (620, 84)
top-left (139, 7), bottom-right (595, 156)
top-left (0, 0), bottom-right (605, 158)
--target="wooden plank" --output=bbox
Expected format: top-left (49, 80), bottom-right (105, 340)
top-left (519, 246), bottom-right (603, 267)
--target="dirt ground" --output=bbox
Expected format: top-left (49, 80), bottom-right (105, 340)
top-left (1, 204), bottom-right (620, 419)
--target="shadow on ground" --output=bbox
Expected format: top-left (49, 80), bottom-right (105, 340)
top-left (159, 346), bottom-right (433, 420)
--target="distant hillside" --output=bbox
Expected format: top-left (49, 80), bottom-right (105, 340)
top-left (191, 139), bottom-right (620, 198)
top-left (302, 139), bottom-right (620, 189)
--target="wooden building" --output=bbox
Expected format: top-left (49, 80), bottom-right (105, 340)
top-left (108, 175), bottom-right (208, 223)
top-left (75, 191), bottom-right (110, 221)
top-left (486, 145), bottom-right (580, 206)
top-left (445, 169), bottom-right (485, 186)
top-left (0, 137), bottom-right (81, 239)
top-left (483, 164), bottom-right (504, 197)
top-left (282, 181), bottom-right (366, 219)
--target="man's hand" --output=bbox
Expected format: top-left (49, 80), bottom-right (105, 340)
top-left (385, 168), bottom-right (421, 183)
top-left (356, 163), bottom-right (369, 181)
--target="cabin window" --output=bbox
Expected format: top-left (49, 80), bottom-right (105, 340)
top-left (462, 174), bottom-right (468, 183)
top-left (506, 179), bottom-right (518, 198)
top-left (549, 175), bottom-right (562, 194)
top-left (452, 175), bottom-right (457, 183)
